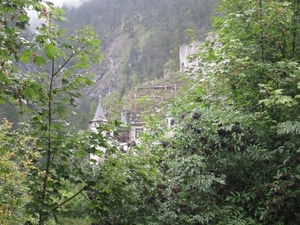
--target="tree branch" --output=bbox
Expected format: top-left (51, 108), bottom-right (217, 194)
top-left (54, 186), bottom-right (87, 210)
top-left (54, 47), bottom-right (80, 77)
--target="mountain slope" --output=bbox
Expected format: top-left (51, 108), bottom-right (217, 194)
top-left (62, 0), bottom-right (219, 100)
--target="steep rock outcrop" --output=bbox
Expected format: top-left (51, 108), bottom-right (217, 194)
top-left (179, 41), bottom-right (201, 73)
top-left (86, 32), bottom-right (130, 100)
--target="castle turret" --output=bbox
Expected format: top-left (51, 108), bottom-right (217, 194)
top-left (89, 97), bottom-right (107, 132)
top-left (89, 97), bottom-right (107, 164)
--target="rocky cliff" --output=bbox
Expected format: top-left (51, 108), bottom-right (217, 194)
top-left (179, 41), bottom-right (201, 73)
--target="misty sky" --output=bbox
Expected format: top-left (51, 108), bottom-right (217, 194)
top-left (28, 0), bottom-right (85, 31)
top-left (50, 0), bottom-right (85, 8)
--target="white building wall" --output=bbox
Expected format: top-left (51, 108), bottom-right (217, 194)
top-left (179, 41), bottom-right (201, 73)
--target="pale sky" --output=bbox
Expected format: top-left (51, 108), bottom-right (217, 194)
top-left (50, 0), bottom-right (85, 8)
top-left (28, 0), bottom-right (86, 31)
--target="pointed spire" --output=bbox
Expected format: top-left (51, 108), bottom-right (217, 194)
top-left (90, 96), bottom-right (106, 123)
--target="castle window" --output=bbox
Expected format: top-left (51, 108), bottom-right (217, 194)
top-left (135, 128), bottom-right (143, 139)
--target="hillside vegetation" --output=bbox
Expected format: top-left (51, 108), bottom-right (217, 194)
top-left (2, 0), bottom-right (300, 225)
top-left (62, 0), bottom-right (218, 98)
top-left (0, 0), bottom-right (219, 126)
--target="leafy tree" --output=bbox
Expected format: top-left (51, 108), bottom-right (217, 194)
top-left (5, 1), bottom-right (300, 225)
top-left (89, 152), bottom-right (159, 225)
top-left (89, 0), bottom-right (300, 224)
top-left (0, 1), bottom-right (107, 224)
top-left (0, 0), bottom-right (45, 104)
top-left (88, 120), bottom-right (160, 225)
top-left (0, 119), bottom-right (39, 225)
top-left (21, 15), bottom-right (103, 225)
top-left (141, 0), bottom-right (300, 224)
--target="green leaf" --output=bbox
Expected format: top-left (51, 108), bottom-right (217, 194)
top-left (87, 202), bottom-right (96, 209)
top-left (56, 105), bottom-right (66, 118)
top-left (74, 61), bottom-right (89, 69)
top-left (20, 50), bottom-right (32, 63)
top-left (74, 150), bottom-right (85, 158)
top-left (18, 14), bottom-right (29, 22)
top-left (208, 48), bottom-right (216, 61)
top-left (23, 87), bottom-right (35, 100)
top-left (44, 43), bottom-right (57, 59)
top-left (90, 38), bottom-right (100, 46)
top-left (84, 77), bottom-right (94, 85)
top-left (274, 89), bottom-right (283, 95)
top-left (276, 95), bottom-right (292, 105)
top-left (34, 56), bottom-right (46, 66)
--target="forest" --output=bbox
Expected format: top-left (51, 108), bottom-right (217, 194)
top-left (1, 0), bottom-right (300, 225)
top-left (0, 0), bottom-right (219, 127)
top-left (62, 0), bottom-right (219, 98)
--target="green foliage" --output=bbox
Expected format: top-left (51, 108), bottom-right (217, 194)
top-left (4, 1), bottom-right (300, 225)
top-left (62, 0), bottom-right (219, 83)
top-left (0, 1), bottom-right (107, 224)
top-left (0, 0), bottom-right (52, 103)
top-left (21, 13), bottom-right (104, 225)
top-left (141, 0), bottom-right (300, 224)
top-left (88, 117), bottom-right (161, 225)
top-left (0, 119), bottom-right (39, 225)
top-left (89, 0), bottom-right (300, 224)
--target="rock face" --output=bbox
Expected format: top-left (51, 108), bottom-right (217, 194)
top-left (179, 41), bottom-right (201, 73)
top-left (86, 33), bottom-right (125, 100)
top-left (86, 34), bottom-right (203, 101)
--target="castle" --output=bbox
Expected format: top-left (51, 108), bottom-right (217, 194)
top-left (89, 97), bottom-right (146, 163)
top-left (89, 97), bottom-right (174, 164)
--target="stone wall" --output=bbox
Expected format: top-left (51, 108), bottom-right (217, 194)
top-left (179, 41), bottom-right (201, 73)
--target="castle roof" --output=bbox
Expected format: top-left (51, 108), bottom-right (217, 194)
top-left (90, 97), bottom-right (106, 123)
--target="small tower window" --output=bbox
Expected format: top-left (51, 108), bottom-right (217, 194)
top-left (135, 128), bottom-right (143, 139)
